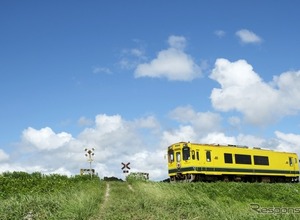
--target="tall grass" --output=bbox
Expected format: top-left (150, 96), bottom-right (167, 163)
top-left (2, 172), bottom-right (300, 219)
top-left (0, 172), bottom-right (105, 219)
top-left (94, 180), bottom-right (300, 220)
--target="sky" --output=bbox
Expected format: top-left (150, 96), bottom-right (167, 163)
top-left (1, 0), bottom-right (300, 180)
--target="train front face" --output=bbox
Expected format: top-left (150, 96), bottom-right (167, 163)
top-left (167, 142), bottom-right (194, 181)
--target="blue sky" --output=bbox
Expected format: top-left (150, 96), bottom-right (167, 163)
top-left (1, 1), bottom-right (300, 180)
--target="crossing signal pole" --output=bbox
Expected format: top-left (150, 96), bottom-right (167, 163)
top-left (84, 148), bottom-right (95, 179)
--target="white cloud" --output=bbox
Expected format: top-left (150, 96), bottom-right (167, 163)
top-left (168, 106), bottom-right (221, 133)
top-left (78, 114), bottom-right (142, 161)
top-left (5, 111), bottom-right (300, 181)
top-left (236, 134), bottom-right (265, 147)
top-left (130, 48), bottom-right (145, 57)
top-left (0, 149), bottom-right (9, 161)
top-left (274, 131), bottom-right (300, 153)
top-left (168, 35), bottom-right (187, 50)
top-left (128, 149), bottom-right (168, 180)
top-left (0, 164), bottom-right (47, 174)
top-left (119, 45), bottom-right (147, 70)
top-left (22, 127), bottom-right (72, 151)
top-left (161, 125), bottom-right (197, 147)
top-left (214, 30), bottom-right (226, 38)
top-left (201, 132), bottom-right (236, 145)
top-left (2, 114), bottom-right (166, 180)
top-left (95, 114), bottom-right (124, 133)
top-left (134, 35), bottom-right (202, 81)
top-left (210, 58), bottom-right (300, 125)
top-left (92, 66), bottom-right (112, 74)
top-left (133, 115), bottom-right (160, 129)
top-left (45, 167), bottom-right (73, 176)
top-left (273, 70), bottom-right (300, 114)
top-left (228, 116), bottom-right (241, 127)
top-left (236, 29), bottom-right (262, 44)
top-left (78, 116), bottom-right (94, 126)
top-left (77, 114), bottom-right (165, 179)
top-left (199, 133), bottom-right (265, 148)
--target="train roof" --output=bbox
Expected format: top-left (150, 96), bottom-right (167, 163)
top-left (170, 142), bottom-right (297, 154)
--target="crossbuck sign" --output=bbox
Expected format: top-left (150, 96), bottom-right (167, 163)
top-left (121, 162), bottom-right (130, 173)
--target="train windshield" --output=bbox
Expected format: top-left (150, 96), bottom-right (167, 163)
top-left (168, 149), bottom-right (174, 163)
top-left (182, 145), bottom-right (190, 160)
top-left (176, 152), bottom-right (181, 162)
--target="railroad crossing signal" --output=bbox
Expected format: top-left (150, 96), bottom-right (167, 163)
top-left (121, 162), bottom-right (130, 173)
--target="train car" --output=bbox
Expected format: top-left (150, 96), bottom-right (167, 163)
top-left (167, 142), bottom-right (300, 182)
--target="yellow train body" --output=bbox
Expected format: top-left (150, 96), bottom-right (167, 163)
top-left (167, 142), bottom-right (300, 182)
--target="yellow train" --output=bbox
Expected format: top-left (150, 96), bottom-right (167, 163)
top-left (167, 142), bottom-right (300, 182)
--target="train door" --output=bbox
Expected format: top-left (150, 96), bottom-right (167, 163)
top-left (175, 150), bottom-right (181, 170)
top-left (205, 150), bottom-right (214, 167)
top-left (205, 150), bottom-right (212, 163)
top-left (289, 157), bottom-right (296, 175)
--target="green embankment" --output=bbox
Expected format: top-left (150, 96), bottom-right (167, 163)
top-left (1, 172), bottom-right (300, 219)
top-left (0, 172), bottom-right (105, 219)
top-left (94, 181), bottom-right (300, 220)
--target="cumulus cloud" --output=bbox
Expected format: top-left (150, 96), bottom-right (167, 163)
top-left (201, 132), bottom-right (236, 145)
top-left (2, 114), bottom-right (166, 180)
top-left (236, 134), bottom-right (265, 147)
top-left (0, 149), bottom-right (9, 161)
top-left (273, 70), bottom-right (300, 113)
top-left (134, 35), bottom-right (202, 81)
top-left (168, 35), bottom-right (186, 50)
top-left (133, 115), bottom-right (160, 130)
top-left (22, 127), bottom-right (72, 151)
top-left (76, 114), bottom-right (164, 179)
top-left (3, 110), bottom-right (300, 180)
top-left (228, 116), bottom-right (241, 127)
top-left (127, 149), bottom-right (167, 180)
top-left (168, 105), bottom-right (221, 133)
top-left (78, 114), bottom-right (142, 160)
top-left (236, 29), bottom-right (262, 44)
top-left (161, 126), bottom-right (198, 147)
top-left (210, 58), bottom-right (300, 125)
top-left (200, 133), bottom-right (266, 149)
top-left (274, 131), bottom-right (300, 153)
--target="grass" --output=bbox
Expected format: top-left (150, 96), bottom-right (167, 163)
top-left (2, 172), bottom-right (300, 219)
top-left (0, 173), bottom-right (105, 219)
top-left (93, 181), bottom-right (300, 220)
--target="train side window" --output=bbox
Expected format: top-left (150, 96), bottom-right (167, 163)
top-left (235, 154), bottom-right (251, 164)
top-left (176, 152), bottom-right (181, 162)
top-left (191, 150), bottom-right (195, 160)
top-left (168, 149), bottom-right (174, 163)
top-left (224, 153), bottom-right (233, 163)
top-left (196, 151), bottom-right (199, 161)
top-left (206, 151), bottom-right (211, 162)
top-left (254, 156), bottom-right (269, 165)
top-left (182, 145), bottom-right (190, 160)
top-left (289, 157), bottom-right (293, 166)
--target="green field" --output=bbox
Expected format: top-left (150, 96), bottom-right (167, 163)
top-left (1, 172), bottom-right (300, 219)
top-left (0, 172), bottom-right (104, 219)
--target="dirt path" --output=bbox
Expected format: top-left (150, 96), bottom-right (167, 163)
top-left (91, 182), bottom-right (136, 219)
top-left (90, 182), bottom-right (110, 220)
top-left (128, 184), bottom-right (134, 192)
top-left (102, 182), bottom-right (110, 209)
